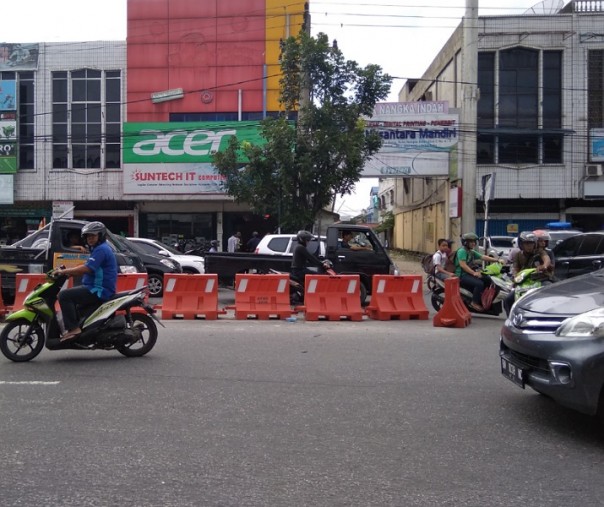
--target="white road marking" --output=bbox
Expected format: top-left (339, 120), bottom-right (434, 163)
top-left (0, 381), bottom-right (60, 385)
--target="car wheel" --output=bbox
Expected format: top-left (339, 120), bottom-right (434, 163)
top-left (147, 273), bottom-right (164, 296)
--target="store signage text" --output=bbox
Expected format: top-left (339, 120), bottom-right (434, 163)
top-left (132, 129), bottom-right (236, 157)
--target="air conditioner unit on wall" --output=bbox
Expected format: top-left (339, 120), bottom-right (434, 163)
top-left (585, 164), bottom-right (603, 177)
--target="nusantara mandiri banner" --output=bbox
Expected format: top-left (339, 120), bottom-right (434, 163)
top-left (362, 102), bottom-right (459, 178)
top-left (122, 121), bottom-right (267, 164)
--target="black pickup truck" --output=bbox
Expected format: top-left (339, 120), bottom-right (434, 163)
top-left (204, 224), bottom-right (398, 301)
top-left (0, 219), bottom-right (145, 305)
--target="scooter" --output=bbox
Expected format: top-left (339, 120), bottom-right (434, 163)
top-left (429, 262), bottom-right (513, 316)
top-left (0, 270), bottom-right (164, 362)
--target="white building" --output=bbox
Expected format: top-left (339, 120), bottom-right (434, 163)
top-left (384, 0), bottom-right (604, 253)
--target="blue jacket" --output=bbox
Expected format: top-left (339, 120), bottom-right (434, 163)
top-left (82, 241), bottom-right (118, 300)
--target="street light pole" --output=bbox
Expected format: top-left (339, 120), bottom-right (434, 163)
top-left (461, 0), bottom-right (479, 234)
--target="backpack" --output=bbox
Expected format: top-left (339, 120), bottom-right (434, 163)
top-left (421, 254), bottom-right (435, 275)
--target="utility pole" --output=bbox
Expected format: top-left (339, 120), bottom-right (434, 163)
top-left (461, 0), bottom-right (479, 234)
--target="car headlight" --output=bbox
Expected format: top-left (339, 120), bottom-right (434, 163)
top-left (160, 259), bottom-right (176, 269)
top-left (120, 265), bottom-right (139, 274)
top-left (555, 307), bottom-right (604, 339)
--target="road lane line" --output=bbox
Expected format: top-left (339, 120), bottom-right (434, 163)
top-left (0, 381), bottom-right (61, 385)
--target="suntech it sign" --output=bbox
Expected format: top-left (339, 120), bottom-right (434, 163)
top-left (122, 121), bottom-right (265, 195)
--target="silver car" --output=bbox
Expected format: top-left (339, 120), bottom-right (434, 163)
top-left (500, 270), bottom-right (604, 419)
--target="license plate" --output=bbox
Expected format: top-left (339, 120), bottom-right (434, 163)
top-left (500, 356), bottom-right (525, 388)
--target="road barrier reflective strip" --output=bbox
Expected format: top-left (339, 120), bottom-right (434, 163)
top-left (205, 278), bottom-right (215, 293)
top-left (412, 279), bottom-right (420, 293)
top-left (238, 278), bottom-right (248, 292)
top-left (277, 279), bottom-right (287, 293)
top-left (347, 280), bottom-right (357, 293)
top-left (166, 278), bottom-right (176, 292)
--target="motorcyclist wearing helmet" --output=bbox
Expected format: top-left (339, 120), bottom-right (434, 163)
top-left (291, 230), bottom-right (330, 284)
top-left (455, 232), bottom-right (501, 312)
top-left (504, 231), bottom-right (551, 315)
top-left (54, 221), bottom-right (118, 341)
top-left (533, 229), bottom-right (556, 275)
top-left (512, 231), bottom-right (550, 277)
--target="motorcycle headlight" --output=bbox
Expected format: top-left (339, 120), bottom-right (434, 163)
top-left (555, 307), bottom-right (604, 339)
top-left (160, 259), bottom-right (176, 269)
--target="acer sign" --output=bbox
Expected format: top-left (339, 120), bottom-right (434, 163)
top-left (122, 121), bottom-right (266, 164)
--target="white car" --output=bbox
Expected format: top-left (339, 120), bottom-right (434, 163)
top-left (127, 237), bottom-right (205, 274)
top-left (254, 234), bottom-right (326, 257)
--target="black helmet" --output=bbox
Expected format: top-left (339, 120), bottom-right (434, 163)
top-left (461, 232), bottom-right (478, 247)
top-left (296, 230), bottom-right (313, 245)
top-left (210, 240), bottom-right (218, 247)
top-left (518, 231), bottom-right (537, 249)
top-left (81, 221), bottom-right (106, 242)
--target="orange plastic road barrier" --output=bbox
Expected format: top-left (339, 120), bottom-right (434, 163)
top-left (233, 273), bottom-right (293, 320)
top-left (365, 275), bottom-right (429, 321)
top-left (433, 276), bottom-right (472, 328)
top-left (0, 277), bottom-right (9, 318)
top-left (116, 273), bottom-right (148, 294)
top-left (303, 274), bottom-right (364, 321)
top-left (9, 273), bottom-right (48, 313)
top-left (160, 274), bottom-right (222, 320)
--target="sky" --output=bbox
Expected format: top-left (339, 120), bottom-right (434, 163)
top-left (3, 0), bottom-right (552, 217)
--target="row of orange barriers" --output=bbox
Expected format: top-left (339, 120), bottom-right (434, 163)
top-left (0, 272), bottom-right (470, 327)
top-left (156, 273), bottom-right (430, 322)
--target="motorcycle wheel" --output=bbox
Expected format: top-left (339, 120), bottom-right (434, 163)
top-left (117, 313), bottom-right (158, 357)
top-left (431, 288), bottom-right (445, 312)
top-left (0, 319), bottom-right (45, 362)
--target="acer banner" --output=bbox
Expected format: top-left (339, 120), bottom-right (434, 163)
top-left (122, 121), bottom-right (266, 195)
top-left (122, 121), bottom-right (266, 164)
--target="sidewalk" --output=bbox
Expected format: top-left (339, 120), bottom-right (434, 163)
top-left (388, 250), bottom-right (426, 276)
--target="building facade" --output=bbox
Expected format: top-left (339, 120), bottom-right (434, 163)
top-left (386, 0), bottom-right (604, 253)
top-left (2, 0), bottom-right (306, 249)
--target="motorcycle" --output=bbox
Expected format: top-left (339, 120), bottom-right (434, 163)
top-left (0, 270), bottom-right (163, 362)
top-left (429, 261), bottom-right (513, 316)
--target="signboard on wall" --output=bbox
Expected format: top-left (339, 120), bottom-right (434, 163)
top-left (122, 121), bottom-right (268, 164)
top-left (0, 81), bottom-right (17, 173)
top-left (0, 43), bottom-right (39, 71)
top-left (591, 128), bottom-right (604, 162)
top-left (123, 163), bottom-right (226, 195)
top-left (362, 102), bottom-right (458, 178)
top-left (0, 175), bottom-right (13, 204)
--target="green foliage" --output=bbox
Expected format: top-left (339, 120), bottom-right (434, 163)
top-left (212, 31), bottom-right (392, 231)
top-left (375, 211), bottom-right (394, 234)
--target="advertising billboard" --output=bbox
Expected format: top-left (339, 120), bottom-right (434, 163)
top-left (123, 121), bottom-right (268, 195)
top-left (0, 43), bottom-right (39, 71)
top-left (123, 121), bottom-right (266, 164)
top-left (362, 102), bottom-right (459, 178)
top-left (591, 128), bottom-right (604, 163)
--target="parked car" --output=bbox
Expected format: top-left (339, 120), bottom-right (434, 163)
top-left (478, 235), bottom-right (515, 258)
top-left (113, 236), bottom-right (182, 296)
top-left (254, 234), bottom-right (326, 257)
top-left (542, 228), bottom-right (582, 246)
top-left (500, 269), bottom-right (604, 419)
top-left (552, 232), bottom-right (604, 280)
top-left (127, 237), bottom-right (205, 274)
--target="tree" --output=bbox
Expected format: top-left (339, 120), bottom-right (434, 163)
top-left (212, 31), bottom-right (392, 231)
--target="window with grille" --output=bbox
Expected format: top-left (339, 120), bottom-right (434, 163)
top-left (52, 69), bottom-right (121, 169)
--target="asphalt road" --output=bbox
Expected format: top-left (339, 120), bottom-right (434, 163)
top-left (1, 309), bottom-right (603, 506)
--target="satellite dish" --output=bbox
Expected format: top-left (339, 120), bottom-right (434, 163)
top-left (523, 0), bottom-right (564, 15)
